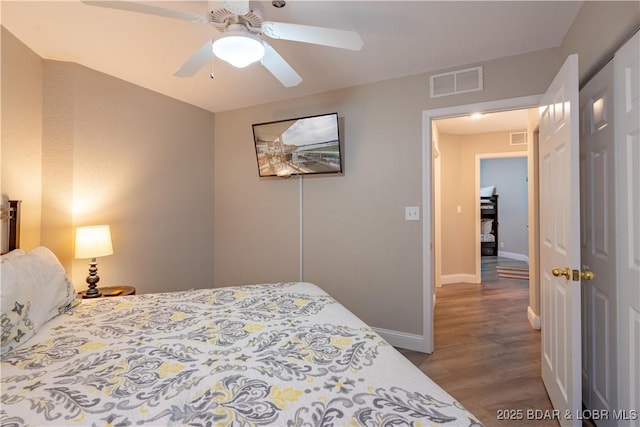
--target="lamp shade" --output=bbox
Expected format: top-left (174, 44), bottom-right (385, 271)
top-left (212, 31), bottom-right (265, 68)
top-left (75, 225), bottom-right (113, 259)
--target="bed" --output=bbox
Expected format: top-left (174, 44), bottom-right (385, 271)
top-left (1, 201), bottom-right (482, 426)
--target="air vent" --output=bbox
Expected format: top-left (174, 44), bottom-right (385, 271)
top-left (430, 66), bottom-right (483, 98)
top-left (510, 131), bottom-right (528, 146)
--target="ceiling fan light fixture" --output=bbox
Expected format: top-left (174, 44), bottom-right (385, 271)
top-left (212, 31), bottom-right (265, 68)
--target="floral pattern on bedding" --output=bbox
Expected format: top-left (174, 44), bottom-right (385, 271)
top-left (1, 247), bottom-right (76, 356)
top-left (0, 282), bottom-right (482, 426)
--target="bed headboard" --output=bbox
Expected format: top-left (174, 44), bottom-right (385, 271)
top-left (1, 200), bottom-right (21, 254)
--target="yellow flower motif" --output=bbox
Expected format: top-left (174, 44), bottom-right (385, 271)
top-left (234, 291), bottom-right (249, 299)
top-left (244, 323), bottom-right (266, 333)
top-left (213, 382), bottom-right (232, 402)
top-left (293, 299), bottom-right (308, 307)
top-left (114, 301), bottom-right (134, 310)
top-left (80, 341), bottom-right (108, 353)
top-left (269, 386), bottom-right (302, 409)
top-left (158, 362), bottom-right (185, 378)
top-left (171, 312), bottom-right (187, 321)
top-left (330, 336), bottom-right (353, 349)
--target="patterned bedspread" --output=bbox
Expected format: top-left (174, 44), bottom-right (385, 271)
top-left (1, 282), bottom-right (481, 426)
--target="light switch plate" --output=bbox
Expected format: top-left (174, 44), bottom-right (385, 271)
top-left (405, 206), bottom-right (420, 221)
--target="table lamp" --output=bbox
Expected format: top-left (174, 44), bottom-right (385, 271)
top-left (75, 225), bottom-right (113, 298)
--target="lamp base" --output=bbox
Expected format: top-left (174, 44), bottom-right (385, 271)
top-left (84, 258), bottom-right (103, 298)
top-left (82, 287), bottom-right (103, 298)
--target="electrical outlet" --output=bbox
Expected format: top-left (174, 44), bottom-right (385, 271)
top-left (405, 207), bottom-right (420, 221)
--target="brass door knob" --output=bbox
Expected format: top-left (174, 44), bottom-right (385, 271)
top-left (552, 267), bottom-right (571, 280)
top-left (581, 270), bottom-right (595, 280)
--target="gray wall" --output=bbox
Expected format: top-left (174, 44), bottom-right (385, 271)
top-left (1, 28), bottom-right (43, 251)
top-left (2, 29), bottom-right (217, 294)
top-left (560, 1), bottom-right (640, 86)
top-left (214, 81), bottom-right (426, 333)
top-left (213, 48), bottom-right (564, 335)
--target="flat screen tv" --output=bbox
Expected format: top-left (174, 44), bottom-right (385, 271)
top-left (252, 112), bottom-right (342, 178)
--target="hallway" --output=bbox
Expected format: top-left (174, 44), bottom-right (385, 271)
top-left (399, 256), bottom-right (557, 426)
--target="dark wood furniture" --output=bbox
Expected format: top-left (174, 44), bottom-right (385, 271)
top-left (481, 195), bottom-right (498, 256)
top-left (1, 200), bottom-right (21, 254)
top-left (78, 285), bottom-right (136, 299)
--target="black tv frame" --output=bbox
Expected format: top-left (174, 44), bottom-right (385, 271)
top-left (252, 112), bottom-right (342, 178)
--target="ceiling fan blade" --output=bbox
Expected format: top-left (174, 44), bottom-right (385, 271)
top-left (262, 22), bottom-right (363, 51)
top-left (81, 1), bottom-right (209, 24)
top-left (174, 41), bottom-right (214, 78)
top-left (261, 44), bottom-right (302, 87)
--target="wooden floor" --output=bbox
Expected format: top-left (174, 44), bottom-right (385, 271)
top-left (398, 256), bottom-right (559, 427)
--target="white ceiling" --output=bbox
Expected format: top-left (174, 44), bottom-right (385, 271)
top-left (435, 108), bottom-right (536, 135)
top-left (1, 1), bottom-right (582, 115)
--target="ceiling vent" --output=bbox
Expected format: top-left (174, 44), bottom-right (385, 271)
top-left (510, 131), bottom-right (528, 146)
top-left (430, 66), bottom-right (483, 98)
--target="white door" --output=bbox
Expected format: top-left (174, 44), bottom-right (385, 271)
top-left (614, 31), bottom-right (640, 426)
top-left (539, 54), bottom-right (582, 426)
top-left (579, 59), bottom-right (617, 426)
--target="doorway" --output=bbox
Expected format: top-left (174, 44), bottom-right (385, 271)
top-left (478, 154), bottom-right (529, 266)
top-left (420, 39), bottom-right (639, 417)
top-left (421, 95), bottom-right (541, 353)
top-left (433, 116), bottom-right (531, 286)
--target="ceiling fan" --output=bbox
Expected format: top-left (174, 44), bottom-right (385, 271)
top-left (82, 0), bottom-right (364, 87)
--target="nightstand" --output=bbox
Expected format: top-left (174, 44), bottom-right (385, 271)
top-left (78, 285), bottom-right (136, 299)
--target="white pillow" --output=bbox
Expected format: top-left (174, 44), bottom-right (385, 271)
top-left (0, 247), bottom-right (76, 356)
top-left (480, 185), bottom-right (496, 197)
top-left (481, 220), bottom-right (493, 234)
top-left (0, 249), bottom-right (25, 260)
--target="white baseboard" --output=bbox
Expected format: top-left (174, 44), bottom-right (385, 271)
top-left (527, 306), bottom-right (541, 330)
top-left (498, 250), bottom-right (530, 263)
top-left (373, 327), bottom-right (429, 353)
top-left (440, 274), bottom-right (478, 285)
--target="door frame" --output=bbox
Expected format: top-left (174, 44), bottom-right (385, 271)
top-left (422, 94), bottom-right (541, 353)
